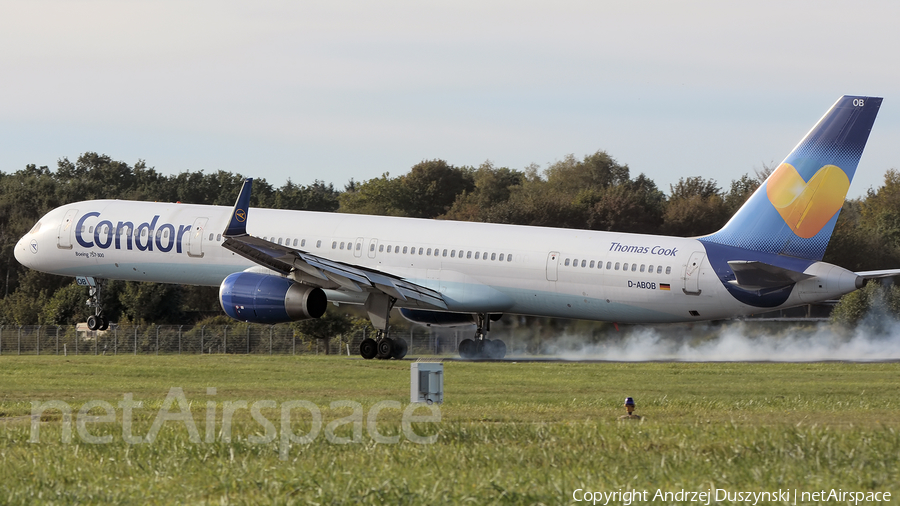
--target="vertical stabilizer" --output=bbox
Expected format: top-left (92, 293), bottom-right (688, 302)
top-left (701, 96), bottom-right (882, 260)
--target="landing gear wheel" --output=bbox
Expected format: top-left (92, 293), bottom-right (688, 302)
top-left (458, 339), bottom-right (476, 359)
top-left (87, 315), bottom-right (100, 331)
top-left (485, 339), bottom-right (507, 359)
top-left (98, 316), bottom-right (109, 331)
top-left (359, 338), bottom-right (377, 359)
top-left (376, 338), bottom-right (394, 359)
top-left (391, 338), bottom-right (408, 360)
top-left (473, 339), bottom-right (485, 358)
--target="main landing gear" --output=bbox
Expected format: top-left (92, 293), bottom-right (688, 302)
top-left (359, 293), bottom-right (408, 360)
top-left (458, 313), bottom-right (506, 360)
top-left (359, 329), bottom-right (409, 360)
top-left (85, 280), bottom-right (109, 331)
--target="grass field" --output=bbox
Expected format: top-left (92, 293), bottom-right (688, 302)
top-left (1, 356), bottom-right (899, 504)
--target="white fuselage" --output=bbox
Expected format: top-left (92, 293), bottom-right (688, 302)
top-left (15, 199), bottom-right (847, 323)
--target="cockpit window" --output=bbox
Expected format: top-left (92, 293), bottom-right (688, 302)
top-left (29, 222), bottom-right (41, 234)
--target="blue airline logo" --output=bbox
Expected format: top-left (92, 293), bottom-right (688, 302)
top-left (75, 212), bottom-right (192, 254)
top-left (609, 242), bottom-right (678, 257)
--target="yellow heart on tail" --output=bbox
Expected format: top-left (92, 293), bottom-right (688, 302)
top-left (766, 162), bottom-right (849, 239)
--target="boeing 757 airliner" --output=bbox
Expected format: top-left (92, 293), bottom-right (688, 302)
top-left (14, 96), bottom-right (895, 360)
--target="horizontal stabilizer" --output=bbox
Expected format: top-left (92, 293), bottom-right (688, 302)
top-left (856, 269), bottom-right (900, 279)
top-left (727, 260), bottom-right (813, 290)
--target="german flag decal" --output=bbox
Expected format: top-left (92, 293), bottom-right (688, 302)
top-left (660, 283), bottom-right (671, 291)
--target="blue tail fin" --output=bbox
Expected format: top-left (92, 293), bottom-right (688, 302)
top-left (701, 95), bottom-right (882, 261)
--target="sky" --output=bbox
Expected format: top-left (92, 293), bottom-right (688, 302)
top-left (1, 1), bottom-right (898, 198)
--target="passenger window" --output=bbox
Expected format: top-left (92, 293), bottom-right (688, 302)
top-left (379, 245), bottom-right (384, 252)
top-left (581, 260), bottom-right (586, 268)
top-left (507, 254), bottom-right (512, 262)
top-left (467, 251), bottom-right (472, 259)
top-left (89, 226), bottom-right (94, 233)
top-left (623, 263), bottom-right (628, 271)
top-left (475, 252), bottom-right (480, 260)
top-left (615, 262), bottom-right (620, 270)
top-left (427, 248), bottom-right (432, 255)
top-left (208, 233), bottom-right (213, 241)
top-left (573, 258), bottom-right (578, 267)
top-left (278, 238), bottom-right (283, 245)
top-left (565, 258), bottom-right (570, 266)
top-left (589, 260), bottom-right (595, 268)
top-left (483, 251), bottom-right (488, 260)
top-left (640, 264), bottom-right (645, 272)
top-left (295, 239), bottom-right (300, 247)
top-left (499, 253), bottom-right (504, 261)
top-left (316, 240), bottom-right (321, 248)
top-left (443, 249), bottom-right (448, 257)
top-left (403, 246), bottom-right (408, 254)
top-left (606, 262), bottom-right (611, 269)
top-left (370, 244), bottom-right (375, 251)
top-left (631, 264), bottom-right (637, 272)
top-left (648, 264), bottom-right (653, 273)
top-left (418, 247), bottom-right (423, 255)
top-left (356, 243), bottom-right (361, 250)
top-left (657, 266), bottom-right (662, 274)
top-left (459, 250), bottom-right (464, 258)
top-left (451, 250), bottom-right (456, 258)
top-left (340, 242), bottom-right (345, 250)
top-left (332, 241), bottom-right (337, 249)
top-left (666, 266), bottom-right (671, 275)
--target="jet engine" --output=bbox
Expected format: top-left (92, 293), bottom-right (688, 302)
top-left (219, 272), bottom-right (327, 324)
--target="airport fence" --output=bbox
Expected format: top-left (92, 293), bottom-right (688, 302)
top-left (0, 324), bottom-right (487, 357)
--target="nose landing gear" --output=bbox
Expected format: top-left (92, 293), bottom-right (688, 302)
top-left (85, 280), bottom-right (109, 331)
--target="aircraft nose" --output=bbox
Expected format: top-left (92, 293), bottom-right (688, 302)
top-left (14, 231), bottom-right (38, 268)
top-left (14, 235), bottom-right (28, 266)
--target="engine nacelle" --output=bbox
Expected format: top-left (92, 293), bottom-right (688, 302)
top-left (399, 308), bottom-right (477, 327)
top-left (219, 272), bottom-right (327, 324)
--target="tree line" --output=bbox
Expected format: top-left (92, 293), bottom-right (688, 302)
top-left (2, 151), bottom-right (899, 328)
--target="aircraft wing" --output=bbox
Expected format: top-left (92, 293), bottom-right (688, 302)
top-left (221, 178), bottom-right (448, 310)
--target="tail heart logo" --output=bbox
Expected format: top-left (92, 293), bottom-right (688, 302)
top-left (766, 163), bottom-right (849, 238)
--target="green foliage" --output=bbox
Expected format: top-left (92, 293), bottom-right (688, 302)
top-left (831, 281), bottom-right (900, 327)
top-left (117, 282), bottom-right (185, 324)
top-left (339, 160), bottom-right (474, 218)
top-left (289, 307), bottom-right (361, 354)
top-left (41, 281), bottom-right (91, 325)
top-left (662, 177), bottom-right (729, 236)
